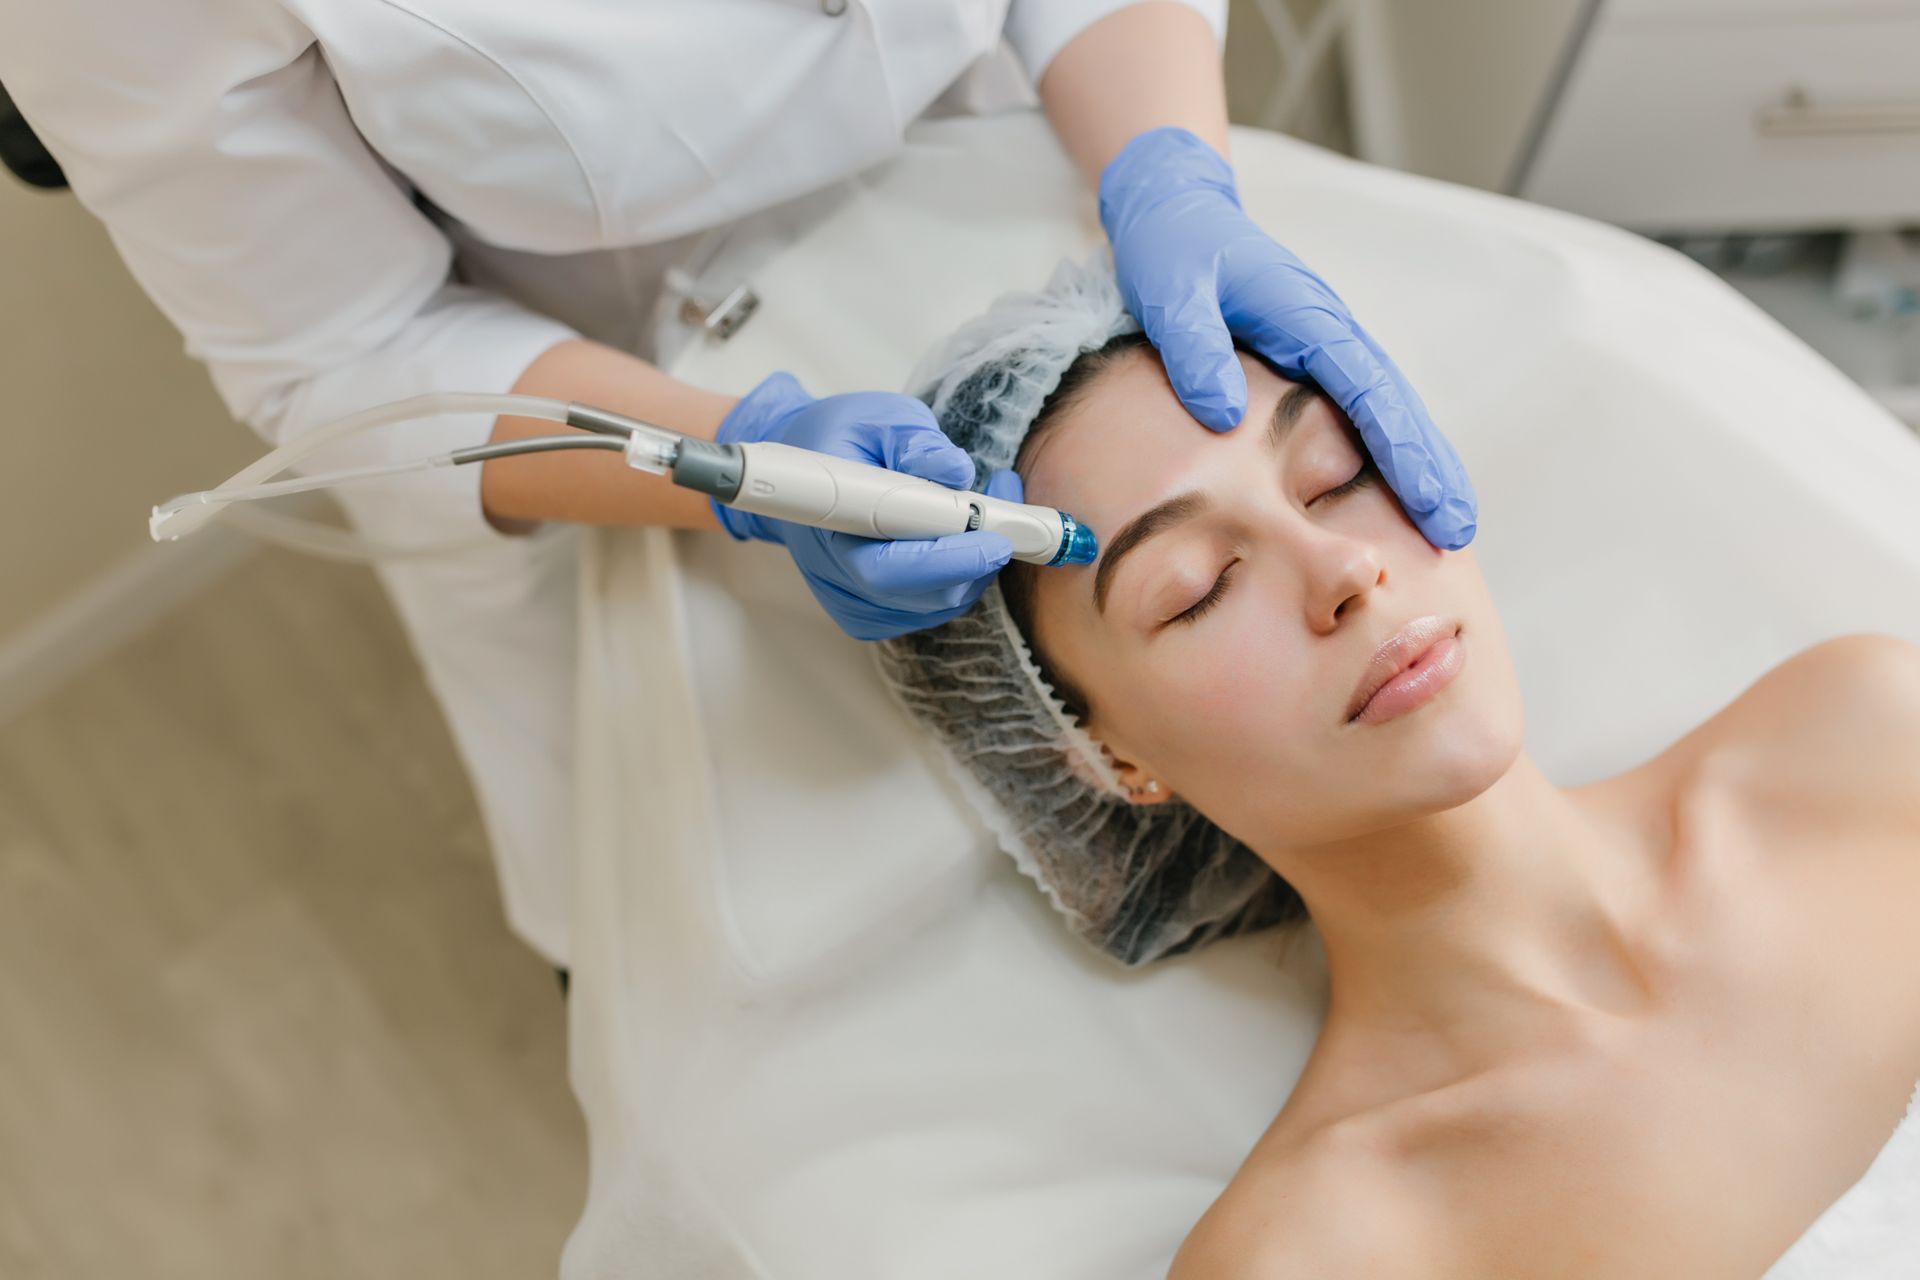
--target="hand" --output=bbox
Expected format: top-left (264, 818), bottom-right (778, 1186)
top-left (712, 371), bottom-right (1018, 641)
top-left (1099, 126), bottom-right (1477, 550)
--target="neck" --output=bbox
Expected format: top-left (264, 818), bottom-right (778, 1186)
top-left (1262, 754), bottom-right (1670, 1072)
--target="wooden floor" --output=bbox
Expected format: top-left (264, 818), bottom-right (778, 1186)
top-left (0, 550), bottom-right (586, 1278)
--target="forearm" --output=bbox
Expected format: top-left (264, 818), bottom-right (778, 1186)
top-left (480, 337), bottom-right (734, 534)
top-left (1038, 2), bottom-right (1231, 187)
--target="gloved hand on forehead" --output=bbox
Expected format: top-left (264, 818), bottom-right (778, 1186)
top-left (1099, 126), bottom-right (1479, 551)
top-left (711, 370), bottom-right (1019, 641)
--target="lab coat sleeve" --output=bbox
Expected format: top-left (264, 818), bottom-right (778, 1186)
top-left (1002, 0), bottom-right (1228, 86)
top-left (0, 1), bottom-right (581, 546)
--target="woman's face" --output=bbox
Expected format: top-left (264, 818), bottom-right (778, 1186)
top-left (1020, 347), bottom-right (1525, 855)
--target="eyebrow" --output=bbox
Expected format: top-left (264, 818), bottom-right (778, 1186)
top-left (1091, 382), bottom-right (1321, 614)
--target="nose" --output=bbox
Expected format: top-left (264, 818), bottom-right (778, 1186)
top-left (1308, 539), bottom-right (1386, 633)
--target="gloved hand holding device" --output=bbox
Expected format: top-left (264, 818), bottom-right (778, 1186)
top-left (710, 370), bottom-right (1023, 642)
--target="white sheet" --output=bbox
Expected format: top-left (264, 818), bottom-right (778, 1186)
top-left (561, 113), bottom-right (1920, 1278)
top-left (1765, 1079), bottom-right (1920, 1280)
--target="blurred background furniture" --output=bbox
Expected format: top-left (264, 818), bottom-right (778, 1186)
top-left (1329, 0), bottom-right (1920, 425)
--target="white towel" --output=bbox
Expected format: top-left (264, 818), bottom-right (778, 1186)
top-left (1763, 1079), bottom-right (1920, 1279)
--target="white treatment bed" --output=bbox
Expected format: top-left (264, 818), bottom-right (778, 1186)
top-left (561, 113), bottom-right (1920, 1278)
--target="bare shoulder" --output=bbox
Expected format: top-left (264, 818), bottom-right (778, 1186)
top-left (1737, 632), bottom-right (1920, 721)
top-left (1167, 1127), bottom-right (1440, 1280)
top-left (1690, 632), bottom-right (1920, 829)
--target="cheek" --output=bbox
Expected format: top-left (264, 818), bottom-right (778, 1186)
top-left (1114, 619), bottom-right (1316, 786)
top-left (1183, 623), bottom-right (1291, 725)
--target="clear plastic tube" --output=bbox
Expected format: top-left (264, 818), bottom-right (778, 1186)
top-left (149, 392), bottom-right (573, 544)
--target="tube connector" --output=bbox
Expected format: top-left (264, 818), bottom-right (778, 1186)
top-left (666, 439), bottom-right (745, 500)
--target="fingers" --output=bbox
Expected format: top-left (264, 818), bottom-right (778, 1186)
top-left (823, 474), bottom-right (1025, 634)
top-left (799, 390), bottom-right (974, 488)
top-left (1241, 309), bottom-right (1480, 548)
top-left (872, 398), bottom-right (972, 489)
top-left (752, 369), bottom-right (811, 403)
top-left (1329, 356), bottom-right (1438, 506)
top-left (983, 468), bottom-right (1024, 504)
top-left (890, 427), bottom-right (977, 490)
top-left (1140, 286), bottom-right (1246, 432)
top-left (1329, 363), bottom-right (1479, 547)
top-left (718, 370), bottom-right (816, 446)
top-left (852, 529), bottom-right (1011, 596)
top-left (1418, 485), bottom-right (1479, 551)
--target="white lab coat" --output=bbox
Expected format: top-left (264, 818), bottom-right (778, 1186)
top-left (0, 0), bottom-right (1225, 967)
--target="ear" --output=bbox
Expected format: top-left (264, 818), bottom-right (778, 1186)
top-left (1112, 761), bottom-right (1175, 805)
top-left (1088, 718), bottom-right (1177, 807)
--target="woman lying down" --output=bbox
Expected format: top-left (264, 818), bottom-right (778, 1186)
top-left (877, 256), bottom-right (1920, 1278)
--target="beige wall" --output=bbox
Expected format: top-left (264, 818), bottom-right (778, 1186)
top-left (1225, 0), bottom-right (1357, 154)
top-left (1368, 0), bottom-right (1586, 191)
top-left (0, 178), bottom-right (258, 644)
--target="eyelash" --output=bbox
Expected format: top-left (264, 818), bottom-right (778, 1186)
top-left (1166, 460), bottom-right (1379, 627)
top-left (1171, 560), bottom-right (1237, 625)
top-left (1316, 457), bottom-right (1378, 505)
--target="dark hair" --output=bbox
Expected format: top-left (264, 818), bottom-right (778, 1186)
top-left (997, 330), bottom-right (1154, 723)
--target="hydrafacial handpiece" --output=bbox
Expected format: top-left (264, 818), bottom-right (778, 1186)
top-left (149, 394), bottom-right (1097, 567)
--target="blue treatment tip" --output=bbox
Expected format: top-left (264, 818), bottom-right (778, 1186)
top-left (1050, 513), bottom-right (1098, 566)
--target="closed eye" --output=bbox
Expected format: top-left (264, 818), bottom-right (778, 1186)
top-left (1168, 559), bottom-right (1237, 627)
top-left (1163, 457), bottom-right (1379, 628)
top-left (1314, 456), bottom-right (1379, 506)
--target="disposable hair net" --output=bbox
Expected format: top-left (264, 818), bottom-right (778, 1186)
top-left (875, 254), bottom-right (1302, 967)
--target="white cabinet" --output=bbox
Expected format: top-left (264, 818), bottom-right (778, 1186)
top-left (1346, 0), bottom-right (1920, 429)
top-left (1516, 1), bottom-right (1920, 230)
top-left (1356, 0), bottom-right (1920, 232)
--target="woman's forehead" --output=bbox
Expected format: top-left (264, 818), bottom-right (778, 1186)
top-left (1021, 352), bottom-right (1307, 512)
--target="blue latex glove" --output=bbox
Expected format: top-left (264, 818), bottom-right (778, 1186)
top-left (711, 371), bottom-right (1018, 641)
top-left (1099, 126), bottom-right (1478, 550)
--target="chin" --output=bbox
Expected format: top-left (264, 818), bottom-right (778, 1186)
top-left (1378, 673), bottom-right (1526, 809)
top-left (1432, 716), bottom-right (1524, 805)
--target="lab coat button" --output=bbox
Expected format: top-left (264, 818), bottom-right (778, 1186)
top-left (821, 0), bottom-right (848, 15)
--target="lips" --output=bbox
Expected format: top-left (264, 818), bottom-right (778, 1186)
top-left (1345, 615), bottom-right (1461, 722)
